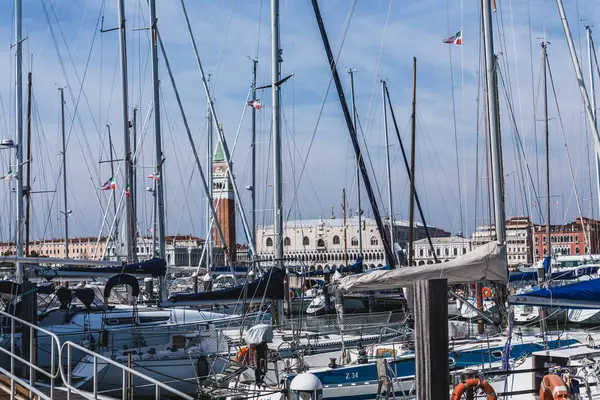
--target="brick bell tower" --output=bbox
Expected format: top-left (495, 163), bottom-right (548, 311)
top-left (212, 140), bottom-right (236, 263)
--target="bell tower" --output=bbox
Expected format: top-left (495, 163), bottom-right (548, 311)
top-left (212, 140), bottom-right (236, 263)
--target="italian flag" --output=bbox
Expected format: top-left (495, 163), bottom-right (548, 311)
top-left (443, 30), bottom-right (462, 45)
top-left (0, 168), bottom-right (12, 181)
top-left (101, 177), bottom-right (116, 190)
top-left (147, 173), bottom-right (160, 181)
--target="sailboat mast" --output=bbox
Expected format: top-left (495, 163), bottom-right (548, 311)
top-left (381, 80), bottom-right (396, 265)
top-left (543, 42), bottom-right (551, 272)
top-left (206, 75), bottom-right (213, 271)
top-left (556, 0), bottom-right (600, 170)
top-left (408, 58), bottom-right (417, 267)
top-left (587, 26), bottom-right (600, 219)
top-left (149, 0), bottom-right (165, 261)
top-left (14, 0), bottom-right (24, 282)
top-left (132, 107), bottom-right (138, 240)
top-left (348, 68), bottom-right (363, 261)
top-left (251, 59), bottom-right (258, 261)
top-left (25, 72), bottom-right (32, 257)
top-left (60, 88), bottom-right (69, 258)
top-left (271, 0), bottom-right (285, 323)
top-left (117, 0), bottom-right (135, 264)
top-left (482, 0), bottom-right (505, 243)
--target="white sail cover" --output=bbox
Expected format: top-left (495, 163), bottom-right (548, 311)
top-left (336, 241), bottom-right (507, 292)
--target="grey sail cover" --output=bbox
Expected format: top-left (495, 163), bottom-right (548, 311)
top-left (336, 241), bottom-right (507, 292)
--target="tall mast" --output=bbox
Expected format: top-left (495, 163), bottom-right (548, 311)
top-left (348, 68), bottom-right (363, 261)
top-left (15, 0), bottom-right (24, 282)
top-left (206, 74), bottom-right (213, 271)
top-left (117, 0), bottom-right (135, 264)
top-left (408, 58), bottom-right (417, 267)
top-left (343, 188), bottom-right (348, 266)
top-left (25, 72), bottom-right (32, 257)
top-left (556, 0), bottom-right (600, 178)
top-left (250, 59), bottom-right (258, 264)
top-left (60, 88), bottom-right (69, 258)
top-left (132, 106), bottom-right (138, 240)
top-left (149, 0), bottom-right (166, 299)
top-left (482, 0), bottom-right (505, 243)
top-left (381, 80), bottom-right (396, 266)
top-left (587, 26), bottom-right (600, 219)
top-left (543, 42), bottom-right (551, 271)
top-left (271, 0), bottom-right (283, 270)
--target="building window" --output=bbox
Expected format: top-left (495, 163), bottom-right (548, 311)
top-left (436, 248), bottom-right (440, 256)
top-left (333, 235), bottom-right (340, 245)
top-left (370, 237), bottom-right (378, 246)
top-left (266, 238), bottom-right (273, 247)
top-left (462, 248), bottom-right (467, 254)
top-left (317, 239), bottom-right (325, 247)
top-left (303, 236), bottom-right (310, 246)
top-left (453, 248), bottom-right (457, 256)
top-left (444, 248), bottom-right (449, 256)
top-left (351, 237), bottom-right (358, 246)
top-left (419, 248), bottom-right (424, 257)
top-left (284, 237), bottom-right (291, 246)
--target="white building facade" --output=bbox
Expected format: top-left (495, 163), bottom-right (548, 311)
top-left (256, 216), bottom-right (449, 270)
top-left (412, 236), bottom-right (472, 265)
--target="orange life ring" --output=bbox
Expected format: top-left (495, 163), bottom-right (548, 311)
top-left (451, 378), bottom-right (497, 400)
top-left (539, 374), bottom-right (570, 399)
top-left (482, 287), bottom-right (492, 299)
top-left (289, 289), bottom-right (295, 300)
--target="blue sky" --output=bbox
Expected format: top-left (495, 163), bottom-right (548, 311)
top-left (0, 0), bottom-right (598, 245)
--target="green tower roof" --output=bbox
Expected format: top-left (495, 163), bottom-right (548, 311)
top-left (213, 139), bottom-right (225, 162)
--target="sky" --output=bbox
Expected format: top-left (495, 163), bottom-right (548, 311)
top-left (0, 0), bottom-right (598, 246)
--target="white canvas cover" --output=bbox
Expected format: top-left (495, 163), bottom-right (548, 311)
top-left (336, 241), bottom-right (507, 292)
top-left (245, 323), bottom-right (274, 346)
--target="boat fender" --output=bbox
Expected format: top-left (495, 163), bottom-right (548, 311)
top-left (539, 374), bottom-right (570, 399)
top-left (451, 378), bottom-right (497, 400)
top-left (196, 356), bottom-right (209, 380)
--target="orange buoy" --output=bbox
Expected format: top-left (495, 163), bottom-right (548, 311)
top-left (482, 287), bottom-right (492, 299)
top-left (539, 374), bottom-right (570, 399)
top-left (451, 378), bottom-right (497, 400)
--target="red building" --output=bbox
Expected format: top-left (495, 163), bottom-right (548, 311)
top-left (533, 217), bottom-right (600, 261)
top-left (212, 141), bottom-right (237, 263)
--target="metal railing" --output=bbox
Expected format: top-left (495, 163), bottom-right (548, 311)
top-left (0, 308), bottom-right (61, 399)
top-left (0, 308), bottom-right (196, 400)
top-left (59, 341), bottom-right (195, 400)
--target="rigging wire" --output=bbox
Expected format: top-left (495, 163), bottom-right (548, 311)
top-left (546, 54), bottom-right (590, 247)
top-left (444, 0), bottom-right (464, 236)
top-left (284, 0), bottom-right (357, 220)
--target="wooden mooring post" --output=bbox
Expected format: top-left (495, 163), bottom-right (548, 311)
top-left (414, 278), bottom-right (448, 399)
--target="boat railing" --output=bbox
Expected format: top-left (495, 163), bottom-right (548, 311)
top-left (59, 340), bottom-right (196, 400)
top-left (0, 308), bottom-right (61, 399)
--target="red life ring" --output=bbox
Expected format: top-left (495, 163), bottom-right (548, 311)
top-left (451, 378), bottom-right (497, 400)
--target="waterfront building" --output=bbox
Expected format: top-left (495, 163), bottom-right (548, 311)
top-left (412, 236), bottom-right (472, 265)
top-left (255, 216), bottom-right (449, 270)
top-left (472, 216), bottom-right (534, 268)
top-left (533, 217), bottom-right (600, 261)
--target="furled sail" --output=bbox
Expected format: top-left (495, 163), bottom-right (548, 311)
top-left (167, 267), bottom-right (284, 306)
top-left (336, 242), bottom-right (507, 292)
top-left (32, 258), bottom-right (166, 279)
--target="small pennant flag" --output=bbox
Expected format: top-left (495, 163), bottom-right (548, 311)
top-left (246, 99), bottom-right (262, 110)
top-left (443, 30), bottom-right (463, 45)
top-left (101, 177), bottom-right (116, 190)
top-left (125, 184), bottom-right (131, 198)
top-left (147, 173), bottom-right (160, 181)
top-left (532, 201), bottom-right (537, 207)
top-left (0, 168), bottom-right (12, 181)
top-left (554, 200), bottom-right (559, 206)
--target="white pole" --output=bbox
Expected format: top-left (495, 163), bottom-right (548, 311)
top-left (15, 0), bottom-right (24, 282)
